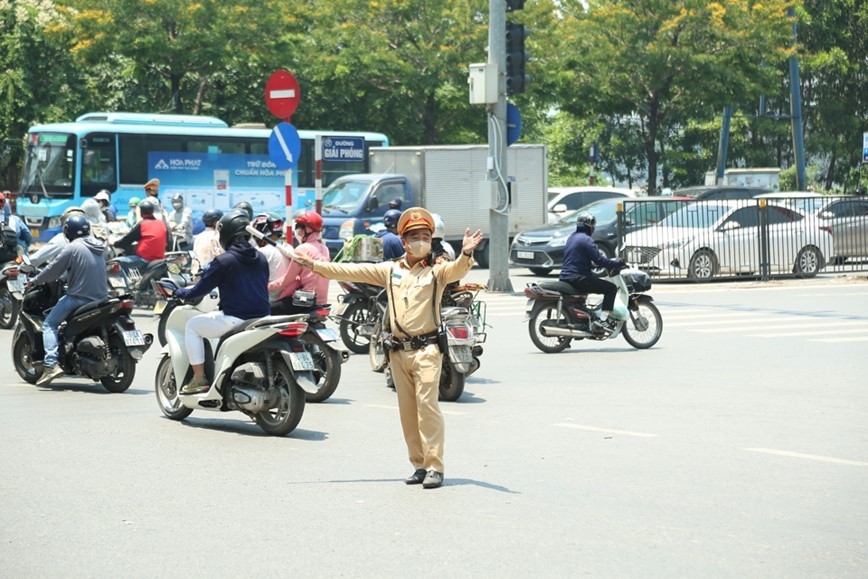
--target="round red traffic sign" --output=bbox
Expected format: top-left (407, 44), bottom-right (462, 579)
top-left (265, 69), bottom-right (300, 120)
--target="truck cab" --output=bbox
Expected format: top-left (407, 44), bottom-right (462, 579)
top-left (320, 173), bottom-right (414, 257)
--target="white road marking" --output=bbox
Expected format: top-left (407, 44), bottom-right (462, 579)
top-left (666, 316), bottom-right (803, 328)
top-left (695, 321), bottom-right (866, 333)
top-left (810, 336), bottom-right (868, 343)
top-left (554, 423), bottom-right (658, 437)
top-left (364, 403), bottom-right (467, 416)
top-left (665, 312), bottom-right (756, 321)
top-left (745, 448), bottom-right (868, 467)
top-left (752, 327), bottom-right (868, 338)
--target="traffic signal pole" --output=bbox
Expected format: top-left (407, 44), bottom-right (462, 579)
top-left (487, 0), bottom-right (513, 293)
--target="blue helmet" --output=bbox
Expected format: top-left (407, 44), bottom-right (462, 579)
top-left (202, 208), bottom-right (223, 227)
top-left (62, 214), bottom-right (91, 241)
top-left (383, 209), bottom-right (402, 230)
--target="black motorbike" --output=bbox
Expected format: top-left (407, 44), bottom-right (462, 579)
top-left (291, 304), bottom-right (348, 403)
top-left (12, 266), bottom-right (154, 392)
top-left (0, 257), bottom-right (26, 329)
top-left (108, 251), bottom-right (194, 308)
top-left (333, 280), bottom-right (387, 354)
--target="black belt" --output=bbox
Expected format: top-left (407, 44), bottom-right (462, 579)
top-left (385, 331), bottom-right (439, 352)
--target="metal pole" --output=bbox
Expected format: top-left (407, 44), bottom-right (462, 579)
top-left (715, 105), bottom-right (733, 185)
top-left (788, 7), bottom-right (807, 191)
top-left (487, 0), bottom-right (513, 293)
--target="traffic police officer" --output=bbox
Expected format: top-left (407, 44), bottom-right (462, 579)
top-left (293, 207), bottom-right (483, 489)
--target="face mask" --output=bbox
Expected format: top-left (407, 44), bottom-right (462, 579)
top-left (172, 202), bottom-right (182, 210)
top-left (406, 240), bottom-right (431, 258)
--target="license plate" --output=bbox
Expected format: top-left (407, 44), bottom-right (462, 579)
top-left (332, 303), bottom-right (348, 316)
top-left (525, 299), bottom-right (534, 313)
top-left (153, 300), bottom-right (168, 315)
top-left (109, 276), bottom-right (127, 289)
top-left (122, 330), bottom-right (146, 347)
top-left (517, 251), bottom-right (535, 260)
top-left (7, 277), bottom-right (24, 293)
top-left (449, 347), bottom-right (473, 363)
top-left (316, 327), bottom-right (338, 342)
top-left (288, 352), bottom-right (316, 371)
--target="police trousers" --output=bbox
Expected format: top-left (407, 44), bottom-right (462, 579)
top-left (389, 344), bottom-right (445, 473)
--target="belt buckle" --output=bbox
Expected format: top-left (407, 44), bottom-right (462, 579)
top-left (402, 340), bottom-right (414, 351)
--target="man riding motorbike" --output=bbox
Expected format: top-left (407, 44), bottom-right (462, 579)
top-left (375, 209), bottom-right (404, 260)
top-left (192, 208), bottom-right (223, 273)
top-left (112, 198), bottom-right (168, 276)
top-left (559, 212), bottom-right (626, 326)
top-left (28, 214), bottom-right (108, 386)
top-left (251, 214), bottom-right (291, 302)
top-left (168, 193), bottom-right (193, 250)
top-left (174, 210), bottom-right (270, 395)
top-left (268, 210), bottom-right (330, 315)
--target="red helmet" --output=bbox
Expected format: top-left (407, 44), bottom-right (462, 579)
top-left (294, 210), bottom-right (323, 232)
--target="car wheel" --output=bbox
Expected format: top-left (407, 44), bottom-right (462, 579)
top-left (794, 245), bottom-right (822, 278)
top-left (529, 267), bottom-right (553, 276)
top-left (688, 249), bottom-right (717, 281)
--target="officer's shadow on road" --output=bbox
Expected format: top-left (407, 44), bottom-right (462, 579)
top-left (172, 416), bottom-right (328, 441)
top-left (300, 477), bottom-right (519, 494)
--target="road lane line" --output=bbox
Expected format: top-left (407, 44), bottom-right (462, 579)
top-left (665, 312), bottom-right (757, 321)
top-left (364, 403), bottom-right (467, 416)
top-left (810, 336), bottom-right (868, 343)
top-left (554, 423), bottom-right (658, 437)
top-left (745, 448), bottom-right (868, 466)
top-left (695, 321), bottom-right (866, 333)
top-left (667, 316), bottom-right (800, 328)
top-left (752, 327), bottom-right (868, 338)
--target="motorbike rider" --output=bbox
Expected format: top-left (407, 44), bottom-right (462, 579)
top-left (233, 200), bottom-right (254, 220)
top-left (374, 209), bottom-right (404, 260)
top-left (168, 193), bottom-right (193, 250)
top-left (251, 213), bottom-right (291, 302)
top-left (125, 197), bottom-right (141, 228)
top-left (431, 213), bottom-right (455, 263)
top-left (291, 207), bottom-right (483, 489)
top-left (29, 207), bottom-right (87, 268)
top-left (269, 210), bottom-right (330, 315)
top-left (192, 208), bottom-right (224, 273)
top-left (112, 198), bottom-right (168, 277)
top-left (0, 192), bottom-right (32, 261)
top-left (95, 190), bottom-right (116, 222)
top-left (81, 198), bottom-right (110, 245)
top-left (29, 214), bottom-right (108, 386)
top-left (174, 210), bottom-right (270, 395)
top-left (559, 212), bottom-right (626, 325)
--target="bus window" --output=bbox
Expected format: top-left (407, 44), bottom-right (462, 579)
top-left (119, 134), bottom-right (185, 184)
top-left (81, 133), bottom-right (117, 197)
top-left (19, 133), bottom-right (76, 197)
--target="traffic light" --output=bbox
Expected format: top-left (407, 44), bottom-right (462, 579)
top-left (506, 21), bottom-right (530, 95)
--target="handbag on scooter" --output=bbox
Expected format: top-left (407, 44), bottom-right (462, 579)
top-left (292, 289), bottom-right (316, 308)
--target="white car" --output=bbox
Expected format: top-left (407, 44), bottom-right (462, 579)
top-left (621, 200), bottom-right (833, 280)
top-left (546, 186), bottom-right (635, 223)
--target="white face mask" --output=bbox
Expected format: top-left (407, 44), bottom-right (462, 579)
top-left (406, 240), bottom-right (431, 258)
top-left (172, 202), bottom-right (182, 210)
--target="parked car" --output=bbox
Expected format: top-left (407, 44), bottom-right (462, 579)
top-left (755, 191), bottom-right (826, 213)
top-left (510, 196), bottom-right (691, 276)
top-left (676, 185), bottom-right (774, 201)
top-left (621, 200), bottom-right (833, 280)
top-left (546, 186), bottom-right (635, 223)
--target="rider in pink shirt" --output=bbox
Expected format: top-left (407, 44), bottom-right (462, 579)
top-left (269, 210), bottom-right (331, 314)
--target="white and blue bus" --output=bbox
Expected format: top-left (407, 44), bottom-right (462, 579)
top-left (16, 112), bottom-right (389, 241)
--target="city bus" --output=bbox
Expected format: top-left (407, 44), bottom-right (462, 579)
top-left (16, 112), bottom-right (390, 241)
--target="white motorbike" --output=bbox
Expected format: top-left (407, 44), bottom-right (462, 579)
top-left (153, 280), bottom-right (319, 436)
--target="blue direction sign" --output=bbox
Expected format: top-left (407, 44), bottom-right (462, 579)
top-left (268, 122), bottom-right (302, 170)
top-left (506, 103), bottom-right (522, 146)
top-left (322, 136), bottom-right (366, 162)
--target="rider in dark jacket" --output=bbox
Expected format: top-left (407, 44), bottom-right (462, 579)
top-left (559, 212), bottom-right (625, 322)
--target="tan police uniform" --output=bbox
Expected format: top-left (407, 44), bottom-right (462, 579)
top-left (308, 231), bottom-right (473, 475)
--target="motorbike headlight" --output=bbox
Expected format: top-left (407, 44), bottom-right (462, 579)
top-left (339, 219), bottom-right (355, 240)
top-left (549, 236), bottom-right (568, 247)
top-left (661, 237), bottom-right (692, 250)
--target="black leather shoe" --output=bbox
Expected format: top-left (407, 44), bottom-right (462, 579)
top-left (422, 470), bottom-right (443, 489)
top-left (404, 469), bottom-right (426, 485)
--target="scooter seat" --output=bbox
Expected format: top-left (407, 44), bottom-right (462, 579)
top-left (215, 318), bottom-right (265, 352)
top-left (71, 297), bottom-right (120, 317)
top-left (538, 280), bottom-right (584, 296)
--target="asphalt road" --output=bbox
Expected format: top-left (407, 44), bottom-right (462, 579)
top-left (1, 269), bottom-right (866, 578)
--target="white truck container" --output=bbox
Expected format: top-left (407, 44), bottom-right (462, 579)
top-left (704, 168), bottom-right (781, 190)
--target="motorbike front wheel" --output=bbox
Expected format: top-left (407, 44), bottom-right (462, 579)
top-left (12, 327), bottom-right (41, 384)
top-left (339, 301), bottom-right (374, 354)
top-left (528, 303), bottom-right (572, 353)
top-left (154, 355), bottom-right (193, 420)
top-left (254, 360), bottom-right (306, 436)
top-left (0, 284), bottom-right (21, 329)
top-left (438, 357), bottom-right (465, 402)
top-left (301, 331), bottom-right (342, 403)
top-left (622, 298), bottom-right (663, 350)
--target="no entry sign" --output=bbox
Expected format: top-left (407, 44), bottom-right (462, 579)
top-left (265, 69), bottom-right (300, 120)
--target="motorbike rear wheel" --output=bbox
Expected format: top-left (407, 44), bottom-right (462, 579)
top-left (339, 301), bottom-right (374, 354)
top-left (0, 284), bottom-right (20, 329)
top-left (12, 327), bottom-right (41, 384)
top-left (154, 355), bottom-right (193, 420)
top-left (254, 360), bottom-right (306, 436)
top-left (438, 357), bottom-right (465, 402)
top-left (622, 298), bottom-right (663, 349)
top-left (100, 335), bottom-right (136, 393)
top-left (369, 318), bottom-right (388, 373)
top-left (301, 330), bottom-right (342, 403)
top-left (528, 303), bottom-right (572, 353)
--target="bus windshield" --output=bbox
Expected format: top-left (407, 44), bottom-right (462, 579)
top-left (20, 133), bottom-right (76, 197)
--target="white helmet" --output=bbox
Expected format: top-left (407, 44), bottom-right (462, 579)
top-left (431, 213), bottom-right (445, 240)
top-left (81, 198), bottom-right (104, 224)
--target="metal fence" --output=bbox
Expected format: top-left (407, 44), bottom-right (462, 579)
top-left (616, 196), bottom-right (868, 281)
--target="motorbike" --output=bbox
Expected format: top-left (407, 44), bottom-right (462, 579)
top-left (108, 250), bottom-right (195, 308)
top-left (291, 303), bottom-right (348, 403)
top-left (369, 284), bottom-right (487, 402)
top-left (332, 281), bottom-right (387, 354)
top-left (524, 266), bottom-right (663, 352)
top-left (11, 262), bottom-right (154, 392)
top-left (0, 256), bottom-right (26, 329)
top-left (152, 279), bottom-right (317, 437)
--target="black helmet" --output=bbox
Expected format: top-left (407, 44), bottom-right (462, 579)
top-left (62, 214), bottom-right (91, 241)
top-left (252, 213), bottom-right (284, 236)
top-left (575, 211), bottom-right (596, 229)
top-left (139, 198), bottom-right (157, 217)
top-left (233, 201), bottom-right (254, 220)
top-left (217, 210), bottom-right (251, 250)
top-left (383, 209), bottom-right (402, 229)
top-left (202, 208), bottom-right (223, 227)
